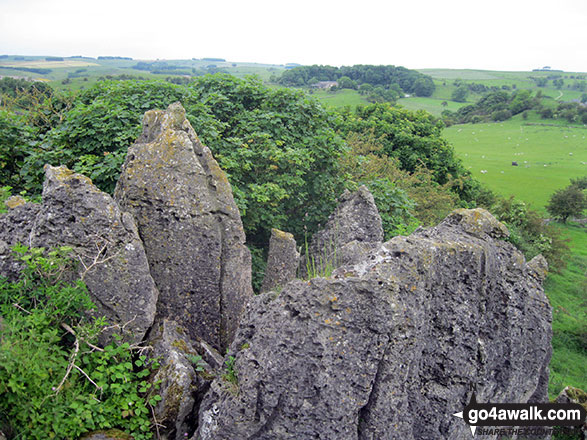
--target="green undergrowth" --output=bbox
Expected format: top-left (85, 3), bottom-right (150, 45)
top-left (544, 222), bottom-right (587, 398)
top-left (0, 245), bottom-right (161, 439)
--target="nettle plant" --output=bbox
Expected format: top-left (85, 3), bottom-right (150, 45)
top-left (0, 245), bottom-right (161, 440)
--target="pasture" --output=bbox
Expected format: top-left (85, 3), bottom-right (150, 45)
top-left (312, 88), bottom-right (369, 108)
top-left (397, 96), bottom-right (468, 116)
top-left (545, 222), bottom-right (587, 397)
top-left (1, 60), bottom-right (99, 68)
top-left (444, 119), bottom-right (587, 211)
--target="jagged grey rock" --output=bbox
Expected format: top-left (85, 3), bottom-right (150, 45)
top-left (335, 239), bottom-right (382, 269)
top-left (195, 208), bottom-right (552, 440)
top-left (115, 102), bottom-right (253, 351)
top-left (0, 165), bottom-right (158, 343)
top-left (302, 185), bottom-right (383, 276)
top-left (260, 228), bottom-right (299, 293)
top-left (149, 320), bottom-right (215, 440)
top-left (0, 201), bottom-right (41, 280)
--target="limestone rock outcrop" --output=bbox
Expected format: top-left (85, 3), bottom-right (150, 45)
top-left (0, 165), bottom-right (158, 343)
top-left (302, 185), bottom-right (383, 276)
top-left (260, 228), bottom-right (299, 293)
top-left (115, 102), bottom-right (253, 351)
top-left (195, 208), bottom-right (552, 440)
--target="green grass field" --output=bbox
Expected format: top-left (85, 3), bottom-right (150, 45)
top-left (417, 68), bottom-right (587, 108)
top-left (0, 55), bottom-right (286, 91)
top-left (444, 118), bottom-right (587, 212)
top-left (544, 222), bottom-right (586, 398)
top-left (397, 96), bottom-right (468, 116)
top-left (311, 88), bottom-right (369, 108)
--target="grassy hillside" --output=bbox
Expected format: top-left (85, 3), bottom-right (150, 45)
top-left (444, 118), bottom-right (587, 212)
top-left (397, 96), bottom-right (468, 116)
top-left (545, 222), bottom-right (586, 398)
top-left (0, 55), bottom-right (286, 91)
top-left (311, 88), bottom-right (369, 108)
top-left (419, 68), bottom-right (586, 101)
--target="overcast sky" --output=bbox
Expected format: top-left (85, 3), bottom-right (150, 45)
top-left (1, 0), bottom-right (586, 72)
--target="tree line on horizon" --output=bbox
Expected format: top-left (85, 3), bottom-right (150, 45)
top-left (275, 64), bottom-right (435, 98)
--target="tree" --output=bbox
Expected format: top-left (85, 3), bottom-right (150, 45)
top-left (509, 89), bottom-right (532, 114)
top-left (412, 77), bottom-right (435, 97)
top-left (337, 76), bottom-right (357, 90)
top-left (451, 86), bottom-right (468, 102)
top-left (333, 103), bottom-right (480, 203)
top-left (546, 184), bottom-right (586, 223)
top-left (359, 83), bottom-right (373, 95)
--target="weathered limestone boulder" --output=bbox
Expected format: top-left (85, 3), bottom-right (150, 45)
top-left (0, 201), bottom-right (41, 280)
top-left (302, 185), bottom-right (383, 276)
top-left (196, 208), bottom-right (552, 440)
top-left (260, 228), bottom-right (299, 293)
top-left (0, 165), bottom-right (159, 343)
top-left (115, 102), bottom-right (253, 351)
top-left (149, 320), bottom-right (216, 440)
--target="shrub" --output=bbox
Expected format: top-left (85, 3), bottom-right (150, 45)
top-left (491, 109), bottom-right (512, 121)
top-left (547, 184), bottom-right (587, 223)
top-left (491, 196), bottom-right (569, 271)
top-left (0, 245), bottom-right (160, 439)
top-left (0, 110), bottom-right (35, 192)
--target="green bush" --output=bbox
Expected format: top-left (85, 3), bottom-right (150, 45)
top-left (364, 178), bottom-right (419, 240)
top-left (491, 196), bottom-right (569, 272)
top-left (0, 110), bottom-right (35, 192)
top-left (0, 245), bottom-right (160, 439)
top-left (334, 103), bottom-right (482, 204)
top-left (546, 182), bottom-right (587, 223)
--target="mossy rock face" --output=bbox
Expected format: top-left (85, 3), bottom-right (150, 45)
top-left (79, 429), bottom-right (133, 440)
top-left (4, 195), bottom-right (27, 209)
top-left (442, 208), bottom-right (509, 239)
top-left (567, 387), bottom-right (587, 404)
top-left (302, 185), bottom-right (384, 279)
top-left (260, 228), bottom-right (299, 293)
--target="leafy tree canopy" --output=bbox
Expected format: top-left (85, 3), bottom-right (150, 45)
top-left (278, 64), bottom-right (435, 96)
top-left (334, 103), bottom-right (471, 189)
top-left (546, 182), bottom-right (587, 223)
